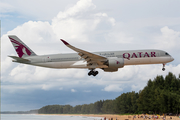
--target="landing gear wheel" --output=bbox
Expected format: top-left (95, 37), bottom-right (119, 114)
top-left (88, 71), bottom-right (93, 76)
top-left (162, 63), bottom-right (166, 71)
top-left (88, 72), bottom-right (91, 76)
top-left (95, 71), bottom-right (98, 75)
top-left (93, 71), bottom-right (99, 76)
top-left (88, 70), bottom-right (99, 76)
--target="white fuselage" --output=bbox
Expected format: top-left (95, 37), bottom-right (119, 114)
top-left (21, 49), bottom-right (174, 69)
top-left (8, 35), bottom-right (174, 76)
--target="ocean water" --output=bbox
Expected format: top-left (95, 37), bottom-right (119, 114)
top-left (1, 114), bottom-right (104, 120)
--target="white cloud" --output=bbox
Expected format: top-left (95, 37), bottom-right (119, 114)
top-left (2, 0), bottom-right (180, 112)
top-left (51, 0), bottom-right (114, 42)
top-left (1, 0), bottom-right (116, 91)
top-left (59, 87), bottom-right (63, 90)
top-left (71, 89), bottom-right (77, 92)
top-left (154, 26), bottom-right (180, 50)
top-left (83, 90), bottom-right (91, 93)
top-left (51, 0), bottom-right (96, 41)
top-left (41, 84), bottom-right (52, 90)
top-left (102, 84), bottom-right (123, 92)
top-left (1, 0), bottom-right (180, 95)
top-left (54, 0), bottom-right (95, 20)
top-left (152, 26), bottom-right (180, 64)
top-left (1, 84), bottom-right (41, 93)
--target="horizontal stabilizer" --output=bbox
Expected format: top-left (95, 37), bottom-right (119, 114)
top-left (9, 56), bottom-right (30, 63)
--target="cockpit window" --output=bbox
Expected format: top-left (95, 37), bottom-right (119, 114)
top-left (165, 52), bottom-right (169, 55)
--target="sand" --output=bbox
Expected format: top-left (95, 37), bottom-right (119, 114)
top-left (38, 114), bottom-right (180, 120)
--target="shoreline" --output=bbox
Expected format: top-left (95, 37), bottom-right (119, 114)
top-left (38, 114), bottom-right (121, 120)
top-left (38, 114), bottom-right (179, 120)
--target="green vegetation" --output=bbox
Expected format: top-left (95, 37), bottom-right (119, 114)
top-left (1, 109), bottom-right (38, 114)
top-left (38, 72), bottom-right (180, 114)
top-left (137, 72), bottom-right (180, 114)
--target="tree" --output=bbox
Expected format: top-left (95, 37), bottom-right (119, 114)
top-left (137, 72), bottom-right (180, 114)
top-left (38, 72), bottom-right (180, 115)
top-left (101, 100), bottom-right (114, 114)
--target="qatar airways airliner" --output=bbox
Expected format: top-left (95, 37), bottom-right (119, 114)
top-left (8, 35), bottom-right (174, 76)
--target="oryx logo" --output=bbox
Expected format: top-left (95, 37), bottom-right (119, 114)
top-left (116, 61), bottom-right (120, 64)
top-left (10, 37), bottom-right (31, 58)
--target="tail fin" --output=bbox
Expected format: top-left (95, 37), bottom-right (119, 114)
top-left (8, 35), bottom-right (36, 58)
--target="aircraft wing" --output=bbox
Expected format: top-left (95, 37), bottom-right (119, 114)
top-left (61, 39), bottom-right (108, 68)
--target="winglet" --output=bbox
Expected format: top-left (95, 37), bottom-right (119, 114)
top-left (60, 39), bottom-right (69, 45)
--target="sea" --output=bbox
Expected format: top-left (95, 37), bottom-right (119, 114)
top-left (1, 114), bottom-right (104, 120)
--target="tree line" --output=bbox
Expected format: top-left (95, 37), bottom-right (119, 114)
top-left (38, 72), bottom-right (180, 114)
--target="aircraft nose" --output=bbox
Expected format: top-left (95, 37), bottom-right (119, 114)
top-left (170, 56), bottom-right (174, 61)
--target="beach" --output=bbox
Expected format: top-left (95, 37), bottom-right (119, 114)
top-left (38, 114), bottom-right (180, 120)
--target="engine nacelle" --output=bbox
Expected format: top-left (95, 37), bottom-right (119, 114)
top-left (108, 58), bottom-right (124, 68)
top-left (103, 58), bottom-right (124, 72)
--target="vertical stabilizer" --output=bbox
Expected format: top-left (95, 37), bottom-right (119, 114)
top-left (8, 35), bottom-right (36, 58)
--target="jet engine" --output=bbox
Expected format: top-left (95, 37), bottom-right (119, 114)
top-left (103, 58), bottom-right (124, 72)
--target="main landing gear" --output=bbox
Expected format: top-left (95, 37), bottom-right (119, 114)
top-left (88, 69), bottom-right (99, 76)
top-left (162, 63), bottom-right (165, 71)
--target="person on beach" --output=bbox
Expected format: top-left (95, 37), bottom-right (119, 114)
top-left (163, 117), bottom-right (165, 120)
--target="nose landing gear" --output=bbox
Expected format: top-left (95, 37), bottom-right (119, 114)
top-left (88, 69), bottom-right (99, 76)
top-left (162, 63), bottom-right (165, 71)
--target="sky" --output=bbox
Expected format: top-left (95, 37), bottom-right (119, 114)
top-left (1, 0), bottom-right (180, 111)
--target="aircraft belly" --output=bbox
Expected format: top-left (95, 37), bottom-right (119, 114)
top-left (31, 62), bottom-right (62, 68)
top-left (61, 61), bottom-right (88, 68)
top-left (31, 61), bottom-right (88, 69)
top-left (151, 57), bottom-right (173, 64)
top-left (124, 57), bottom-right (172, 65)
top-left (124, 58), bottom-right (151, 65)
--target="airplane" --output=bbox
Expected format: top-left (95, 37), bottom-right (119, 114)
top-left (8, 35), bottom-right (174, 76)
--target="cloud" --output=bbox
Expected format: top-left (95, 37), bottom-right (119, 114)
top-left (102, 84), bottom-right (123, 92)
top-left (154, 26), bottom-right (180, 50)
top-left (152, 26), bottom-right (180, 64)
top-left (51, 0), bottom-right (115, 42)
top-left (59, 87), bottom-right (63, 90)
top-left (71, 89), bottom-right (77, 92)
top-left (54, 0), bottom-right (96, 20)
top-left (1, 0), bottom-right (116, 91)
top-left (83, 90), bottom-right (91, 93)
top-left (1, 0), bottom-right (180, 111)
top-left (41, 84), bottom-right (53, 91)
top-left (2, 0), bottom-right (180, 93)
